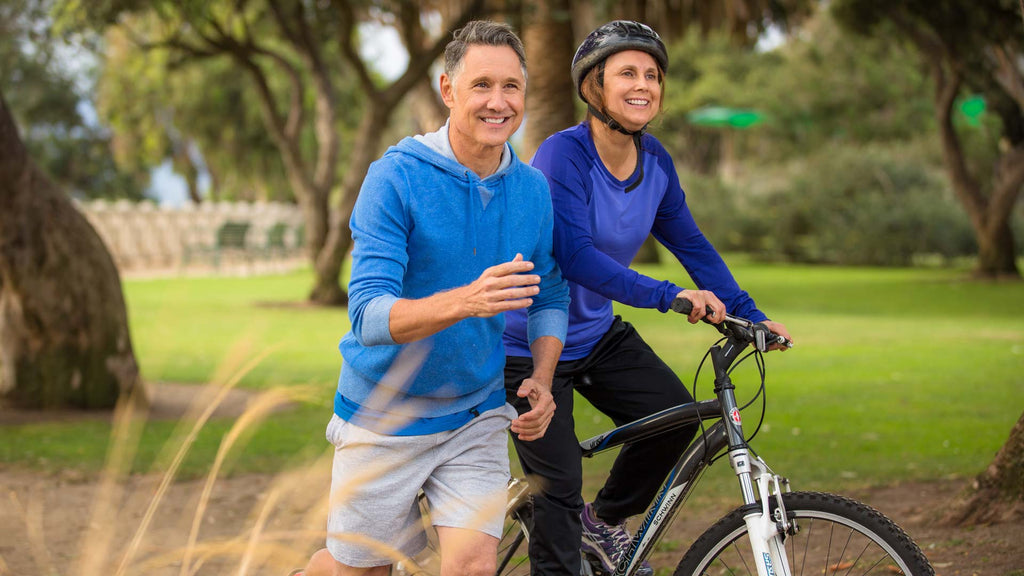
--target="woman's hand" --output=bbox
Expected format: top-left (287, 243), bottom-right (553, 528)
top-left (675, 290), bottom-right (726, 324)
top-left (761, 320), bottom-right (793, 351)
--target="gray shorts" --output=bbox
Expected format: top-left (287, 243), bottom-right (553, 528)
top-left (325, 403), bottom-right (516, 567)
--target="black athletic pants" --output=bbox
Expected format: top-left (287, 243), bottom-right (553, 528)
top-left (504, 317), bottom-right (698, 576)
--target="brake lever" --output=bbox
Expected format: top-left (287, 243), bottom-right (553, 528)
top-left (753, 322), bottom-right (793, 352)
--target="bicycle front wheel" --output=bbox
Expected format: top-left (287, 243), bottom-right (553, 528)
top-left (675, 491), bottom-right (933, 576)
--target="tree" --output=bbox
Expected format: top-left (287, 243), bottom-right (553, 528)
top-left (940, 411), bottom-right (1024, 525)
top-left (606, 0), bottom-right (811, 46)
top-left (520, 0), bottom-right (577, 160)
top-left (0, 92), bottom-right (143, 409)
top-left (97, 27), bottom-right (325, 204)
top-left (63, 0), bottom-right (488, 305)
top-left (1, 0), bottom-right (143, 200)
top-left (833, 0), bottom-right (1024, 278)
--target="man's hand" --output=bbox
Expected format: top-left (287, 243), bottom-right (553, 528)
top-left (510, 378), bottom-right (555, 441)
top-left (460, 253), bottom-right (540, 318)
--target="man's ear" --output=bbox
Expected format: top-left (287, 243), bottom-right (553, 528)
top-left (439, 73), bottom-right (455, 109)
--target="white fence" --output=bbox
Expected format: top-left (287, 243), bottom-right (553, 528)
top-left (75, 199), bottom-right (306, 275)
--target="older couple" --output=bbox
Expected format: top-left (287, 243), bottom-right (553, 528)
top-left (301, 19), bottom-right (790, 576)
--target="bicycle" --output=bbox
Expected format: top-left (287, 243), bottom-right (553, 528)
top-left (494, 299), bottom-right (934, 576)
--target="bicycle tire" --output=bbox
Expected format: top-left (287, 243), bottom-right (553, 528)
top-left (496, 496), bottom-right (534, 576)
top-left (675, 491), bottom-right (933, 576)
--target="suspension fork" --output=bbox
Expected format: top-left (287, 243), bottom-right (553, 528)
top-left (711, 344), bottom-right (794, 576)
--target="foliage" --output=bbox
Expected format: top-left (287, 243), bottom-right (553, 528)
top-left (654, 6), bottom-right (1022, 268)
top-left (659, 9), bottom-right (937, 167)
top-left (0, 0), bottom-right (142, 199)
top-left (831, 0), bottom-right (1024, 277)
top-left (96, 13), bottom-right (365, 203)
top-left (746, 13), bottom-right (934, 155)
top-left (743, 140), bottom-right (978, 266)
top-left (676, 141), bottom-right (983, 267)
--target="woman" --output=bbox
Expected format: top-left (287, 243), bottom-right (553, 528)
top-left (502, 20), bottom-right (791, 576)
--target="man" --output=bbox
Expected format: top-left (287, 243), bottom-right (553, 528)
top-left (300, 20), bottom-right (570, 576)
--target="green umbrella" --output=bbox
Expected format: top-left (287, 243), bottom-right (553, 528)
top-left (958, 95), bottom-right (985, 126)
top-left (687, 106), bottom-right (764, 129)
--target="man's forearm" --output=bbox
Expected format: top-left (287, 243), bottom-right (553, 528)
top-left (529, 335), bottom-right (563, 385)
top-left (388, 290), bottom-right (466, 344)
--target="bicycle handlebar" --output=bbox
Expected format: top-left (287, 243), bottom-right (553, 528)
top-left (670, 297), bottom-right (792, 351)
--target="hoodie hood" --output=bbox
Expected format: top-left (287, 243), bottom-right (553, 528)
top-left (406, 120), bottom-right (515, 185)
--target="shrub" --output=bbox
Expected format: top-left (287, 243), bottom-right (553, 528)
top-left (676, 141), bottom-right (982, 266)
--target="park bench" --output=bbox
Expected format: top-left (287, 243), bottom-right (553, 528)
top-left (263, 222), bottom-right (288, 258)
top-left (183, 220), bottom-right (252, 270)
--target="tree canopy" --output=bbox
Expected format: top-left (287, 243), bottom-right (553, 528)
top-left (1, 0), bottom-right (142, 200)
top-left (833, 0), bottom-right (1024, 278)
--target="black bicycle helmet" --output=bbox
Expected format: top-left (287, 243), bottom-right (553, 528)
top-left (571, 20), bottom-right (668, 106)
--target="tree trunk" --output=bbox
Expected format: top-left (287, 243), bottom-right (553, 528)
top-left (409, 77), bottom-right (449, 134)
top-left (0, 93), bottom-right (143, 410)
top-left (312, 105), bottom-right (390, 306)
top-left (941, 411), bottom-right (1024, 526)
top-left (632, 235), bottom-right (661, 264)
top-left (308, 0), bottom-right (488, 306)
top-left (931, 62), bottom-right (1022, 280)
top-left (976, 217), bottom-right (1020, 278)
top-left (522, 0), bottom-right (578, 160)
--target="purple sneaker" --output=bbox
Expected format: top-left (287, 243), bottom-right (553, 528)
top-left (580, 503), bottom-right (653, 576)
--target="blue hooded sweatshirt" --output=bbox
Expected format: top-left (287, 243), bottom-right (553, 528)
top-left (335, 123), bottom-right (569, 435)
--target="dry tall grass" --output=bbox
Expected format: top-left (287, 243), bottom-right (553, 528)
top-left (1, 341), bottom-right (528, 576)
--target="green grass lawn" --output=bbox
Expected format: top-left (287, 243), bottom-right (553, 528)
top-left (1, 260), bottom-right (1021, 497)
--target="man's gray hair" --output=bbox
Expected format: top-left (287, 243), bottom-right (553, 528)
top-left (444, 20), bottom-right (527, 80)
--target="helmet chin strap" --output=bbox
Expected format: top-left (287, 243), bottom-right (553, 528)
top-left (588, 104), bottom-right (646, 193)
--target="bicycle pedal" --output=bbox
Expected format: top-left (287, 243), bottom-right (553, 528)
top-left (580, 554), bottom-right (607, 576)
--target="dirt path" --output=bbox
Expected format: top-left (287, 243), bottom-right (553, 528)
top-left (1, 469), bottom-right (1020, 576)
top-left (1, 384), bottom-right (1020, 575)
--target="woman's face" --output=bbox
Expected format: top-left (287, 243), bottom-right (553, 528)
top-left (600, 50), bottom-right (662, 132)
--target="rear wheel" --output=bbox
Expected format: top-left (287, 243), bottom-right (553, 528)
top-left (675, 491), bottom-right (933, 576)
top-left (496, 496), bottom-right (533, 576)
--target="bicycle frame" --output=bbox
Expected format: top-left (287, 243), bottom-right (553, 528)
top-left (576, 330), bottom-right (794, 576)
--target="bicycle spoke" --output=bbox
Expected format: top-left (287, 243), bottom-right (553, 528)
top-left (676, 493), bottom-right (932, 576)
top-left (843, 539), bottom-right (871, 576)
top-left (799, 517), bottom-right (814, 576)
top-left (732, 540), bottom-right (753, 575)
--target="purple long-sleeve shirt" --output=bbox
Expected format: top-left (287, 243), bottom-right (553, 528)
top-left (504, 122), bottom-right (765, 360)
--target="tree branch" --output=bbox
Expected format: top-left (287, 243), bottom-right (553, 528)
top-left (266, 0), bottom-right (339, 195)
top-left (889, 10), bottom-right (988, 222)
top-left (247, 42), bottom-right (306, 141)
top-left (988, 44), bottom-right (1024, 111)
top-left (267, 1), bottom-right (303, 48)
top-left (990, 146), bottom-right (1024, 223)
top-left (381, 0), bottom-right (487, 110)
top-left (332, 0), bottom-right (378, 97)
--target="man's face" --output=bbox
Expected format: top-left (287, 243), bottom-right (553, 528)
top-left (440, 44), bottom-right (525, 153)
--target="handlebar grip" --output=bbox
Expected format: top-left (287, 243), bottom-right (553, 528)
top-left (670, 297), bottom-right (693, 315)
top-left (671, 297), bottom-right (715, 320)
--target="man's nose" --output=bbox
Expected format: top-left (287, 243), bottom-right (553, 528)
top-left (487, 88), bottom-right (507, 109)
